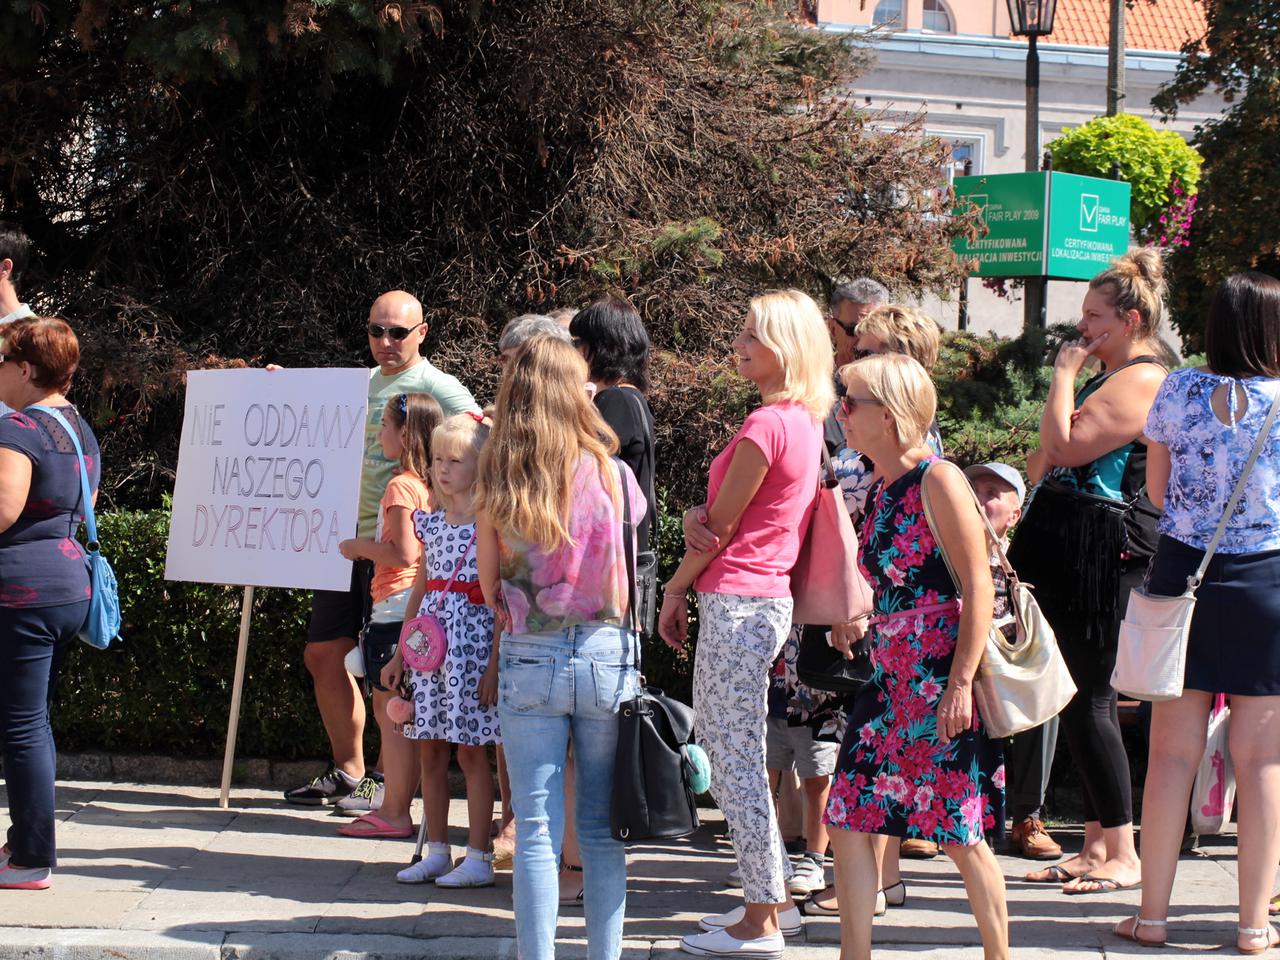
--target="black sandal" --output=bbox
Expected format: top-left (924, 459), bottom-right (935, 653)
top-left (559, 862), bottom-right (584, 907)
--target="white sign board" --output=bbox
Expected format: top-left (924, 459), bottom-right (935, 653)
top-left (165, 368), bottom-right (369, 591)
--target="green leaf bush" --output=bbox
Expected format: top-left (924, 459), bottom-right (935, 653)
top-left (1047, 114), bottom-right (1203, 240)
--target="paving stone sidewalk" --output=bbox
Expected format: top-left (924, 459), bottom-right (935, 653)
top-left (0, 781), bottom-right (1253, 959)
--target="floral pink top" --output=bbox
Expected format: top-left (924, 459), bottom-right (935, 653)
top-left (497, 453), bottom-right (646, 636)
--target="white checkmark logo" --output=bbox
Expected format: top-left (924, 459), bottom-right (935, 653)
top-left (1080, 194), bottom-right (1100, 232)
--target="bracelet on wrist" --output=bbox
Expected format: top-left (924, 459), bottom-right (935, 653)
top-left (664, 591), bottom-right (687, 600)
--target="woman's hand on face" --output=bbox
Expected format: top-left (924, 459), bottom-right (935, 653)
top-left (1054, 332), bottom-right (1108, 378)
top-left (658, 594), bottom-right (689, 652)
top-left (935, 680), bottom-right (973, 744)
top-left (682, 505), bottom-right (719, 553)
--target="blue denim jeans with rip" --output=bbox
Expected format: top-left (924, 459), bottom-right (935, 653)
top-left (498, 621), bottom-right (639, 960)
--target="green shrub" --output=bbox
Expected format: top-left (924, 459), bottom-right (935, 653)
top-left (54, 505), bottom-right (697, 757)
top-left (54, 508), bottom-right (324, 758)
top-left (1047, 114), bottom-right (1202, 240)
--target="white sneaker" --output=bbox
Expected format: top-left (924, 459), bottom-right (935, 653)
top-left (726, 866), bottom-right (743, 888)
top-left (681, 927), bottom-right (784, 958)
top-left (787, 855), bottom-right (827, 895)
top-left (434, 847), bottom-right (495, 888)
top-left (699, 904), bottom-right (802, 938)
top-left (396, 843), bottom-right (451, 884)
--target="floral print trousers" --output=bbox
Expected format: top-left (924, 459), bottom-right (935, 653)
top-left (693, 592), bottom-right (794, 904)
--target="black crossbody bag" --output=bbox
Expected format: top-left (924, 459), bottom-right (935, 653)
top-left (609, 459), bottom-right (701, 843)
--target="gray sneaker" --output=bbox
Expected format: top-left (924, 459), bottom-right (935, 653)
top-left (283, 764), bottom-right (360, 806)
top-left (333, 774), bottom-right (385, 816)
top-left (788, 855), bottom-right (827, 895)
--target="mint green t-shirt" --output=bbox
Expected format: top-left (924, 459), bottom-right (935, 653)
top-left (359, 359), bottom-right (479, 537)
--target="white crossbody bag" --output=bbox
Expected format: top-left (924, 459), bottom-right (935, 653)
top-left (1112, 388), bottom-right (1280, 701)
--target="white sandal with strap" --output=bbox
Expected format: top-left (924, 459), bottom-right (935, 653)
top-left (1237, 924), bottom-right (1280, 955)
top-left (1114, 915), bottom-right (1167, 948)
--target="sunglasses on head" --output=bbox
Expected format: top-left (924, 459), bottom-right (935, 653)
top-left (368, 320), bottom-right (425, 341)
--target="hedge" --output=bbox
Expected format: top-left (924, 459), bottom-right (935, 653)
top-left (53, 503), bottom-right (698, 759)
top-left (55, 328), bottom-right (1062, 759)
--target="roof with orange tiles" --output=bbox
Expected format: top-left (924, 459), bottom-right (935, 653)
top-left (1031, 0), bottom-right (1206, 53)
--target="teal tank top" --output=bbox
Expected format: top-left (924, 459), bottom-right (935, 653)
top-left (1049, 356), bottom-right (1164, 503)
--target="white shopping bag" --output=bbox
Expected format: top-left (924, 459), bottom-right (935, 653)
top-left (1191, 694), bottom-right (1236, 836)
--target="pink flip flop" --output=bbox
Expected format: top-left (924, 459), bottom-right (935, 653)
top-left (336, 813), bottom-right (414, 839)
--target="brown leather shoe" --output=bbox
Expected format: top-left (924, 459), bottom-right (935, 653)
top-left (1011, 816), bottom-right (1062, 860)
top-left (900, 838), bottom-right (939, 859)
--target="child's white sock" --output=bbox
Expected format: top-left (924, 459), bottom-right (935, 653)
top-left (395, 841), bottom-right (451, 884)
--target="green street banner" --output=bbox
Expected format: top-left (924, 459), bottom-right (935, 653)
top-left (953, 172), bottom-right (1132, 280)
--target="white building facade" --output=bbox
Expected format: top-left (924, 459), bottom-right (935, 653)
top-left (815, 0), bottom-right (1226, 337)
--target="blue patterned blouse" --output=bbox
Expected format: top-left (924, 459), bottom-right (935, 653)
top-left (1145, 368), bottom-right (1280, 554)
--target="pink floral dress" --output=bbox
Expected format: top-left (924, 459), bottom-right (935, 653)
top-left (824, 458), bottom-right (1005, 846)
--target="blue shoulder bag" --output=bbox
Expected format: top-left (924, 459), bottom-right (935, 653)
top-left (29, 405), bottom-right (121, 649)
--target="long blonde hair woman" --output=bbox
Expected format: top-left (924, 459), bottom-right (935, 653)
top-left (475, 335), bottom-right (646, 960)
top-left (659, 289), bottom-right (833, 958)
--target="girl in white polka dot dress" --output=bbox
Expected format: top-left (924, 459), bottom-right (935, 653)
top-left (382, 413), bottom-right (500, 888)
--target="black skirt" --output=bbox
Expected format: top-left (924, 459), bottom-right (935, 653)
top-left (1145, 534), bottom-right (1280, 696)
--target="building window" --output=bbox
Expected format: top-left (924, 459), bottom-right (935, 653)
top-left (872, 0), bottom-right (904, 29)
top-left (948, 140), bottom-right (977, 180)
top-left (922, 0), bottom-right (954, 32)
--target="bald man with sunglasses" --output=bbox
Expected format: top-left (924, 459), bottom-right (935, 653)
top-left (285, 289), bottom-right (479, 808)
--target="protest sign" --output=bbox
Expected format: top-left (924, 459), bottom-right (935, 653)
top-left (164, 367), bottom-right (369, 807)
top-left (165, 368), bottom-right (368, 592)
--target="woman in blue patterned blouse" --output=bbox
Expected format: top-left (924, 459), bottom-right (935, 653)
top-left (1116, 272), bottom-right (1280, 952)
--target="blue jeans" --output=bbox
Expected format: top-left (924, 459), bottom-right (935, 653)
top-left (498, 622), bottom-right (639, 960)
top-left (0, 600), bottom-right (88, 868)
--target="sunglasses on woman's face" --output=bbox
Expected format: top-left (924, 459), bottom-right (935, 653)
top-left (367, 320), bottom-right (425, 341)
top-left (840, 394), bottom-right (883, 415)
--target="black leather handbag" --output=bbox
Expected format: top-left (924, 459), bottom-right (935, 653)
top-left (358, 620), bottom-right (402, 696)
top-left (795, 624), bottom-right (875, 695)
top-left (609, 460), bottom-right (701, 843)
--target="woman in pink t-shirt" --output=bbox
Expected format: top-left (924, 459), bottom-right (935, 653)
top-left (659, 289), bottom-right (833, 958)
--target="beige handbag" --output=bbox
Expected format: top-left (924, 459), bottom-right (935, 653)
top-left (922, 461), bottom-right (1076, 738)
top-left (1113, 389), bottom-right (1280, 701)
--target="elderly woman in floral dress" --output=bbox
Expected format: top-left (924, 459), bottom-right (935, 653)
top-left (823, 353), bottom-right (1008, 960)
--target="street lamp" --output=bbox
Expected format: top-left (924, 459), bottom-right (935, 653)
top-left (1007, 0), bottom-right (1056, 327)
top-left (1006, 0), bottom-right (1057, 173)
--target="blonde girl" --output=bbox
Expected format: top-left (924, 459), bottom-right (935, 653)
top-left (381, 413), bottom-right (500, 887)
top-left (475, 335), bottom-right (646, 960)
top-left (336, 392), bottom-right (441, 831)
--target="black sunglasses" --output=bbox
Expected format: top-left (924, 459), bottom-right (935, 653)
top-left (828, 313), bottom-right (860, 337)
top-left (367, 320), bottom-right (425, 341)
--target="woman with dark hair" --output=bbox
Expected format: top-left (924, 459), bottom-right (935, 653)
top-left (1114, 272), bottom-right (1280, 952)
top-left (557, 297), bottom-right (656, 908)
top-left (0, 317), bottom-right (98, 890)
top-left (570, 297), bottom-right (656, 551)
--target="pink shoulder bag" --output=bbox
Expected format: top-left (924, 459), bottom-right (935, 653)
top-left (399, 529), bottom-right (477, 672)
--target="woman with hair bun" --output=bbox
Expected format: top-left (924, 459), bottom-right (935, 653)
top-left (1012, 249), bottom-right (1169, 895)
